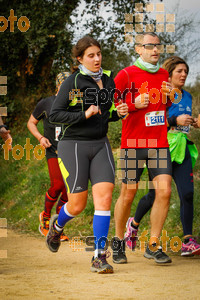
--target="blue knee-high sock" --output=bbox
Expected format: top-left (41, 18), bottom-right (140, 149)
top-left (55, 203), bottom-right (75, 229)
top-left (93, 210), bottom-right (111, 257)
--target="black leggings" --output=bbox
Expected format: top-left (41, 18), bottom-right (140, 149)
top-left (58, 137), bottom-right (115, 193)
top-left (134, 145), bottom-right (194, 236)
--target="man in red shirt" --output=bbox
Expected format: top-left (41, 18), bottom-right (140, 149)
top-left (113, 33), bottom-right (173, 264)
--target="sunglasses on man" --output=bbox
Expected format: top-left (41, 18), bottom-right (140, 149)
top-left (142, 43), bottom-right (163, 51)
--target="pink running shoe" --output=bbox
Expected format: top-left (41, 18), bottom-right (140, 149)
top-left (124, 217), bottom-right (138, 251)
top-left (181, 238), bottom-right (200, 256)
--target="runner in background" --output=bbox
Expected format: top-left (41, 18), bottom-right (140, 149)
top-left (125, 56), bottom-right (200, 257)
top-left (27, 72), bottom-right (70, 241)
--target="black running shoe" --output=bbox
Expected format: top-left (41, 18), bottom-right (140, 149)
top-left (91, 252), bottom-right (113, 274)
top-left (46, 214), bottom-right (63, 253)
top-left (144, 245), bottom-right (172, 264)
top-left (112, 237), bottom-right (127, 264)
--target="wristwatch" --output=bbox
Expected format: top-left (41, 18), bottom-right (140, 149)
top-left (0, 125), bottom-right (7, 129)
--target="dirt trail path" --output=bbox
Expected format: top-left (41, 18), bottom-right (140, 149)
top-left (1, 230), bottom-right (200, 300)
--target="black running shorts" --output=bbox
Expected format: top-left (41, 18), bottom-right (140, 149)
top-left (120, 148), bottom-right (172, 184)
top-left (57, 137), bottom-right (115, 193)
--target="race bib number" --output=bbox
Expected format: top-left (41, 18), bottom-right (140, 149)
top-left (170, 125), bottom-right (190, 134)
top-left (55, 126), bottom-right (61, 141)
top-left (145, 111), bottom-right (165, 126)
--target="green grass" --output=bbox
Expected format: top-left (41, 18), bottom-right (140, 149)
top-left (1, 97), bottom-right (200, 243)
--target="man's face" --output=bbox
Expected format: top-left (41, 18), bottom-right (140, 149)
top-left (137, 35), bottom-right (161, 65)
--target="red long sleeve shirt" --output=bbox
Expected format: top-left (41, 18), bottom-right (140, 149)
top-left (114, 65), bottom-right (170, 149)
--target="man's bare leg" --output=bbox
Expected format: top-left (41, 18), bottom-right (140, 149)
top-left (114, 182), bottom-right (138, 239)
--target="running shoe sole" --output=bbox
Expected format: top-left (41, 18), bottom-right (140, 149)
top-left (144, 252), bottom-right (172, 264)
top-left (181, 247), bottom-right (200, 256)
top-left (90, 266), bottom-right (113, 274)
top-left (112, 257), bottom-right (127, 264)
top-left (181, 252), bottom-right (195, 257)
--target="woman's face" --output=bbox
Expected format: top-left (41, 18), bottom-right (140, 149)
top-left (170, 63), bottom-right (188, 89)
top-left (78, 45), bottom-right (102, 72)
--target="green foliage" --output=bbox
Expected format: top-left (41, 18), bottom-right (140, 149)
top-left (107, 120), bottom-right (122, 149)
top-left (0, 0), bottom-right (78, 124)
top-left (186, 76), bottom-right (200, 106)
top-left (0, 122), bottom-right (49, 232)
top-left (0, 0), bottom-right (147, 126)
